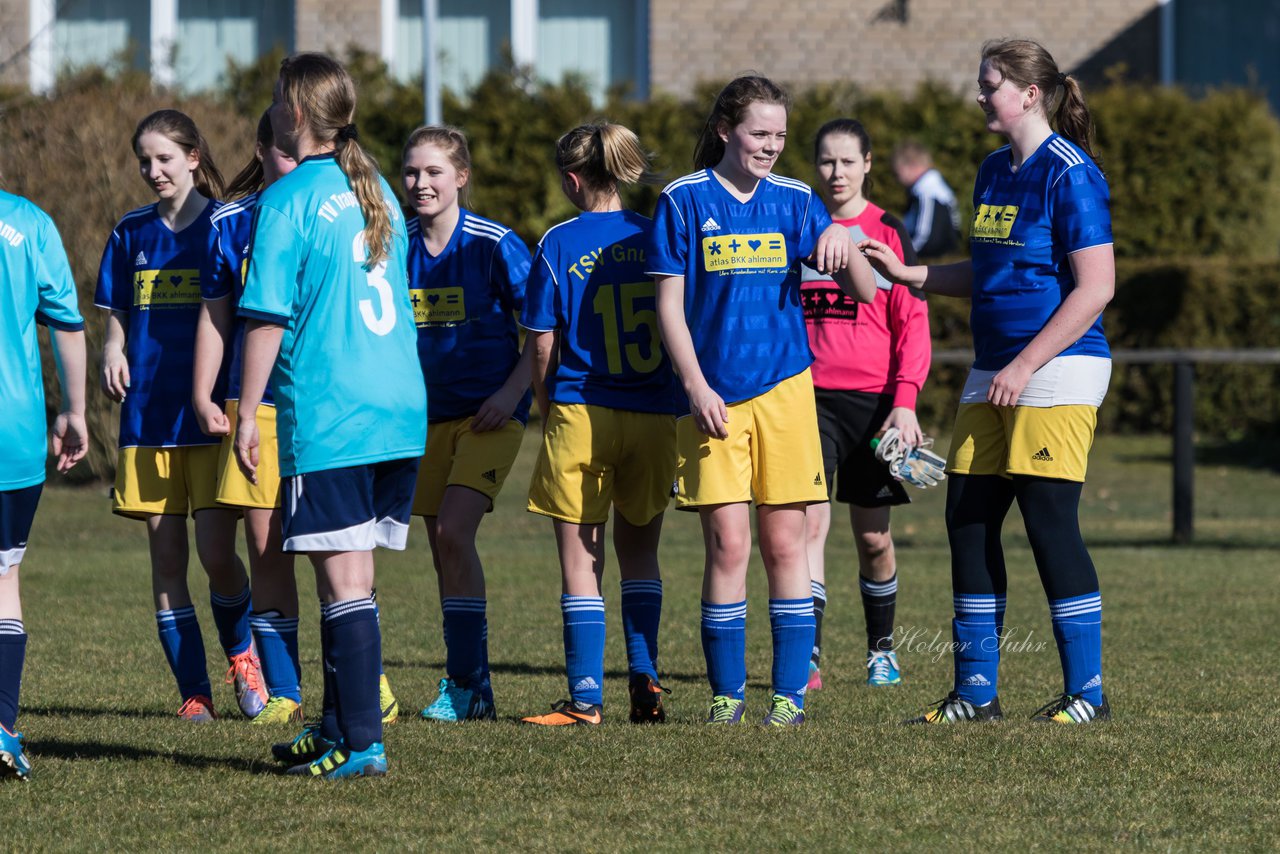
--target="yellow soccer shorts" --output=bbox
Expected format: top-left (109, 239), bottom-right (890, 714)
top-left (528, 403), bottom-right (677, 526)
top-left (947, 402), bottom-right (1098, 482)
top-left (112, 445), bottom-right (222, 519)
top-left (216, 399), bottom-right (282, 510)
top-left (675, 369), bottom-right (827, 508)
top-left (413, 416), bottom-right (525, 517)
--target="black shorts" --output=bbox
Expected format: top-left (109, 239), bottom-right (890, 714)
top-left (815, 389), bottom-right (910, 508)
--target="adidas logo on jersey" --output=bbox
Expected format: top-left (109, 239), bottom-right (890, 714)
top-left (700, 217), bottom-right (721, 232)
top-left (1032, 447), bottom-right (1054, 462)
top-left (134, 250), bottom-right (148, 266)
top-left (481, 469), bottom-right (497, 484)
top-left (961, 673), bottom-right (992, 687)
top-left (1081, 674), bottom-right (1102, 691)
top-left (573, 677), bottom-right (600, 693)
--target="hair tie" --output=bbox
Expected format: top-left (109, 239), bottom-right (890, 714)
top-left (337, 124), bottom-right (359, 142)
top-left (1057, 72), bottom-right (1068, 86)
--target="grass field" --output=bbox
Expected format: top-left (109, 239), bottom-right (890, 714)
top-left (6, 433), bottom-right (1280, 850)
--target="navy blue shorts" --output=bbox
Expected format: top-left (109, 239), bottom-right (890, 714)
top-left (1, 483), bottom-right (44, 575)
top-left (282, 458), bottom-right (419, 554)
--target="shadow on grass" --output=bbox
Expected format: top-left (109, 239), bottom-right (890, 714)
top-left (23, 704), bottom-right (174, 721)
top-left (1116, 438), bottom-right (1280, 472)
top-left (384, 658), bottom-right (710, 683)
top-left (1089, 536), bottom-right (1280, 550)
top-left (30, 737), bottom-right (277, 775)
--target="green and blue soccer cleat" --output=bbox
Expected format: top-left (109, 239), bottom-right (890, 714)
top-left (1031, 692), bottom-right (1111, 724)
top-left (761, 694), bottom-right (806, 727)
top-left (0, 725), bottom-right (31, 782)
top-left (252, 695), bottom-right (303, 726)
top-left (420, 677), bottom-right (496, 722)
top-left (288, 741), bottom-right (388, 780)
top-left (905, 691), bottom-right (1003, 724)
top-left (705, 695), bottom-right (746, 725)
top-left (271, 723), bottom-right (335, 765)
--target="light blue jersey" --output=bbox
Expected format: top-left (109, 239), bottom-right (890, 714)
top-left (239, 154), bottom-right (426, 476)
top-left (0, 191), bottom-right (85, 490)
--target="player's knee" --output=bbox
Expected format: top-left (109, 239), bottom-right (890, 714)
top-left (856, 529), bottom-right (893, 562)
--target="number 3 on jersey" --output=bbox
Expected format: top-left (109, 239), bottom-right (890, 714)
top-left (353, 230), bottom-right (396, 336)
top-left (591, 281), bottom-right (661, 375)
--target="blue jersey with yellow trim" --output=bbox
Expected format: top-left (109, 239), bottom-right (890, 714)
top-left (522, 210), bottom-right (677, 414)
top-left (969, 134), bottom-right (1112, 371)
top-left (239, 154), bottom-right (426, 476)
top-left (94, 201), bottom-right (222, 449)
top-left (405, 209), bottom-right (532, 424)
top-left (0, 191), bottom-right (85, 490)
top-left (647, 169), bottom-right (832, 405)
top-left (203, 192), bottom-right (273, 405)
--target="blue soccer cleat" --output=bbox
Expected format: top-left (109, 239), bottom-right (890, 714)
top-left (288, 741), bottom-right (388, 780)
top-left (705, 695), bottom-right (746, 725)
top-left (866, 649), bottom-right (902, 686)
top-left (420, 677), bottom-right (496, 722)
top-left (0, 725), bottom-right (31, 782)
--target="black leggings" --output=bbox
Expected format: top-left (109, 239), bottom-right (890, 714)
top-left (945, 474), bottom-right (1098, 601)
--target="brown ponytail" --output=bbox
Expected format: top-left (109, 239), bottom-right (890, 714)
top-left (277, 52), bottom-right (393, 268)
top-left (556, 122), bottom-right (657, 196)
top-left (693, 75), bottom-right (790, 170)
top-left (132, 109), bottom-right (225, 199)
top-left (981, 39), bottom-right (1100, 164)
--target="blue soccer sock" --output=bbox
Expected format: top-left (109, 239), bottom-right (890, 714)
top-left (810, 580), bottom-right (827, 668)
top-left (562, 595), bottom-right (605, 706)
top-left (952, 593), bottom-right (1001, 706)
top-left (209, 584), bottom-right (253, 658)
top-left (1049, 593), bottom-right (1103, 705)
top-left (769, 598), bottom-right (815, 708)
top-left (156, 606), bottom-right (211, 700)
top-left (0, 621), bottom-right (27, 731)
top-left (619, 579), bottom-right (662, 680)
top-left (701, 600), bottom-right (747, 700)
top-left (442, 597), bottom-right (488, 691)
top-left (249, 610), bottom-right (302, 703)
top-left (322, 598), bottom-right (382, 752)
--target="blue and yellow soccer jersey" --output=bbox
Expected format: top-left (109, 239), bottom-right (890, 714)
top-left (0, 191), bottom-right (85, 490)
top-left (94, 201), bottom-right (222, 449)
top-left (646, 169), bottom-right (832, 405)
top-left (969, 134), bottom-right (1113, 370)
top-left (239, 153), bottom-right (426, 476)
top-left (521, 210), bottom-right (677, 414)
top-left (406, 209), bottom-right (532, 424)
top-left (203, 192), bottom-right (272, 405)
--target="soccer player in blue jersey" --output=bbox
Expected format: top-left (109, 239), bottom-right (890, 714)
top-left (236, 53), bottom-right (426, 779)
top-left (0, 189), bottom-right (89, 782)
top-left (95, 110), bottom-right (263, 722)
top-left (649, 76), bottom-right (877, 726)
top-left (400, 126), bottom-right (533, 723)
top-left (518, 122), bottom-right (676, 727)
top-left (861, 39), bottom-right (1114, 725)
top-left (192, 109), bottom-right (304, 725)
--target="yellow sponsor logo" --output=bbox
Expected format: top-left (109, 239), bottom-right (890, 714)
top-left (410, 287), bottom-right (466, 326)
top-left (971, 204), bottom-right (1020, 240)
top-left (701, 232), bottom-right (788, 273)
top-left (133, 268), bottom-right (201, 308)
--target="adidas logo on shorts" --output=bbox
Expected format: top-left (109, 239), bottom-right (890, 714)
top-left (1032, 447), bottom-right (1054, 462)
top-left (700, 217), bottom-right (721, 232)
top-left (961, 673), bottom-right (992, 687)
top-left (481, 469), bottom-right (497, 484)
top-left (812, 473), bottom-right (823, 486)
top-left (876, 485), bottom-right (894, 499)
top-left (134, 250), bottom-right (148, 266)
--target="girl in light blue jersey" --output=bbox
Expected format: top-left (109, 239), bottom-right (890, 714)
top-left (400, 126), bottom-right (534, 724)
top-left (95, 110), bottom-right (263, 722)
top-left (862, 39), bottom-right (1114, 726)
top-left (519, 122), bottom-right (676, 727)
top-left (237, 53), bottom-right (426, 779)
top-left (650, 75), bottom-right (877, 727)
top-left (0, 188), bottom-right (88, 781)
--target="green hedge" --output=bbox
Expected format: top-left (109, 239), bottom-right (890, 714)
top-left (3, 56), bottom-right (1278, 479)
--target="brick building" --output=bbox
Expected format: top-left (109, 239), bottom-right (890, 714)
top-left (0, 1), bottom-right (1274, 113)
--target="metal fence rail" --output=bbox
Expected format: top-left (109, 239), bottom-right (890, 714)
top-left (930, 349), bottom-right (1280, 543)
